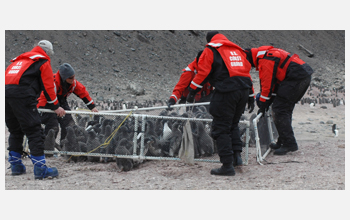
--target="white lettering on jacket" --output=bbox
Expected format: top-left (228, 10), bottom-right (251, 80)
top-left (8, 61), bottom-right (23, 74)
top-left (229, 51), bottom-right (243, 67)
top-left (231, 62), bottom-right (243, 66)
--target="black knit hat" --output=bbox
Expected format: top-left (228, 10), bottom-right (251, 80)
top-left (59, 63), bottom-right (75, 81)
top-left (206, 31), bottom-right (219, 43)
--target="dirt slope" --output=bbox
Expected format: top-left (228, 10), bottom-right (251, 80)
top-left (5, 30), bottom-right (345, 104)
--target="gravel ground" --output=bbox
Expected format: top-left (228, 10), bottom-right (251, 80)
top-left (4, 104), bottom-right (345, 191)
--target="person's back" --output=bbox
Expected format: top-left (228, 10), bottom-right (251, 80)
top-left (192, 32), bottom-right (253, 93)
top-left (6, 44), bottom-right (57, 101)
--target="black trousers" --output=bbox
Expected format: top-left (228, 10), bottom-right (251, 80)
top-left (40, 102), bottom-right (74, 143)
top-left (5, 96), bottom-right (45, 156)
top-left (209, 89), bottom-right (249, 164)
top-left (272, 75), bottom-right (311, 148)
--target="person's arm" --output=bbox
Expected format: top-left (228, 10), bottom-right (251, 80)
top-left (73, 80), bottom-right (96, 110)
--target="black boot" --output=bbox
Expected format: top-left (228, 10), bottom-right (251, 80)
top-left (210, 163), bottom-right (235, 176)
top-left (269, 142), bottom-right (281, 150)
top-left (273, 145), bottom-right (298, 155)
top-left (233, 151), bottom-right (242, 166)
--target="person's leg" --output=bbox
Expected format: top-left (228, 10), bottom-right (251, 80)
top-left (6, 98), bottom-right (25, 153)
top-left (272, 76), bottom-right (311, 155)
top-left (272, 79), bottom-right (299, 155)
top-left (209, 91), bottom-right (235, 176)
top-left (230, 89), bottom-right (249, 166)
top-left (12, 97), bottom-right (59, 179)
top-left (272, 98), bottom-right (298, 155)
top-left (5, 98), bottom-right (26, 175)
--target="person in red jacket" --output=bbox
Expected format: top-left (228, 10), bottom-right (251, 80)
top-left (5, 40), bottom-right (65, 179)
top-left (38, 63), bottom-right (98, 144)
top-left (187, 31), bottom-right (255, 176)
top-left (167, 50), bottom-right (213, 111)
top-left (245, 46), bottom-right (313, 155)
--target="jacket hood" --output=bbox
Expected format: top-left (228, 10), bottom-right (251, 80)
top-left (11, 46), bottom-right (50, 62)
top-left (206, 33), bottom-right (242, 49)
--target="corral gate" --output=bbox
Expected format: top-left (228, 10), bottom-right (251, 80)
top-left (31, 103), bottom-right (252, 168)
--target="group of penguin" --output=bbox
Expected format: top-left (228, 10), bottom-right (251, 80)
top-left (70, 99), bottom-right (167, 111)
top-left (44, 105), bottom-right (218, 172)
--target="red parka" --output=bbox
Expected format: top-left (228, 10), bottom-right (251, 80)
top-left (5, 46), bottom-right (59, 110)
top-left (246, 46), bottom-right (313, 102)
top-left (37, 71), bottom-right (96, 110)
top-left (170, 57), bottom-right (213, 102)
top-left (190, 33), bottom-right (254, 95)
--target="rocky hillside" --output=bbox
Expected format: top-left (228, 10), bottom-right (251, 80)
top-left (5, 30), bottom-right (345, 106)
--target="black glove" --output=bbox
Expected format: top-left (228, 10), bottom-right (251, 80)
top-left (257, 101), bottom-right (269, 117)
top-left (247, 97), bottom-right (255, 113)
top-left (167, 98), bottom-right (176, 111)
top-left (186, 91), bottom-right (196, 103)
top-left (179, 96), bottom-right (187, 104)
top-left (255, 93), bottom-right (262, 108)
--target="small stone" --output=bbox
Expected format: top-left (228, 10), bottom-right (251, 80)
top-left (326, 120), bottom-right (334, 124)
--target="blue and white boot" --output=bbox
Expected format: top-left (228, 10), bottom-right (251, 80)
top-left (30, 155), bottom-right (59, 180)
top-left (8, 151), bottom-right (26, 175)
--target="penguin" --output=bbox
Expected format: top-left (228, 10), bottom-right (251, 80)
top-left (73, 125), bottom-right (88, 143)
top-left (101, 119), bottom-right (114, 135)
top-left (197, 121), bottom-right (214, 156)
top-left (61, 126), bottom-right (81, 162)
top-left (44, 129), bottom-right (56, 157)
top-left (78, 116), bottom-right (90, 128)
top-left (115, 139), bottom-right (133, 172)
top-left (144, 136), bottom-right (162, 156)
top-left (99, 125), bottom-right (117, 162)
top-left (168, 121), bottom-right (183, 157)
top-left (332, 124), bottom-right (339, 138)
top-left (86, 129), bottom-right (101, 162)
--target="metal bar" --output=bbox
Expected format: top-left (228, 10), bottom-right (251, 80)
top-left (133, 115), bottom-right (139, 155)
top-left (99, 102), bottom-right (211, 113)
top-left (38, 108), bottom-right (132, 117)
top-left (266, 107), bottom-right (275, 143)
top-left (262, 108), bottom-right (274, 160)
top-left (140, 115), bottom-right (146, 157)
top-left (253, 112), bottom-right (264, 165)
top-left (44, 150), bottom-right (220, 163)
top-left (141, 114), bottom-right (212, 122)
top-left (244, 124), bottom-right (250, 165)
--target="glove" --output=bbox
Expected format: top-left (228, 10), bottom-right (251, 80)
top-left (257, 101), bottom-right (269, 117)
top-left (186, 91), bottom-right (196, 103)
top-left (167, 98), bottom-right (176, 111)
top-left (255, 93), bottom-right (262, 108)
top-left (179, 96), bottom-right (187, 104)
top-left (247, 97), bottom-right (255, 113)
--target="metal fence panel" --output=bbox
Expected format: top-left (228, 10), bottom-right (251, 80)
top-left (34, 103), bottom-right (251, 170)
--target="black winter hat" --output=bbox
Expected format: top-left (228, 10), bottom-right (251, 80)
top-left (206, 31), bottom-right (219, 43)
top-left (59, 63), bottom-right (75, 81)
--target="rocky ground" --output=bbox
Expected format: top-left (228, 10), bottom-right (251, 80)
top-left (4, 30), bottom-right (345, 104)
top-left (4, 100), bottom-right (345, 190)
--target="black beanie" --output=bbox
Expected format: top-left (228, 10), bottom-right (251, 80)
top-left (59, 63), bottom-right (75, 81)
top-left (206, 31), bottom-right (219, 43)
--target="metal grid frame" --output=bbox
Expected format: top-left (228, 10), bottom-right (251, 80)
top-left (253, 108), bottom-right (277, 165)
top-left (36, 103), bottom-right (251, 165)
